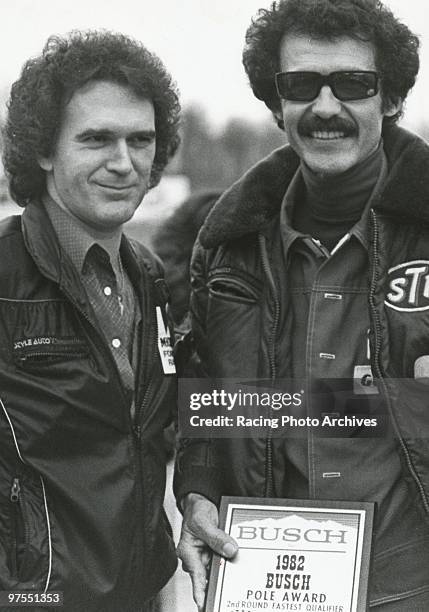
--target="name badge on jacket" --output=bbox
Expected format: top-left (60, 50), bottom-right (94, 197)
top-left (414, 355), bottom-right (429, 383)
top-left (156, 306), bottom-right (176, 375)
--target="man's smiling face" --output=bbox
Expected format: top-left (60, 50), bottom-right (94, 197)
top-left (39, 80), bottom-right (156, 232)
top-left (277, 35), bottom-right (400, 176)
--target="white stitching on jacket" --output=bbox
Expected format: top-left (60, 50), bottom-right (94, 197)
top-left (0, 396), bottom-right (52, 592)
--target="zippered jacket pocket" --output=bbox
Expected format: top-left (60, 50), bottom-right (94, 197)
top-left (203, 270), bottom-right (262, 376)
top-left (13, 339), bottom-right (89, 369)
top-left (9, 477), bottom-right (31, 579)
top-left (207, 271), bottom-right (261, 305)
top-left (1, 471), bottom-right (52, 590)
top-left (0, 398), bottom-right (52, 591)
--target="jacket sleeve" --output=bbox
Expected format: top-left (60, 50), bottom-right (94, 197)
top-left (173, 238), bottom-right (225, 507)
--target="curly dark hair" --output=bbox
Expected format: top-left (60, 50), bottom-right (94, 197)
top-left (243, 0), bottom-right (420, 129)
top-left (3, 30), bottom-right (181, 206)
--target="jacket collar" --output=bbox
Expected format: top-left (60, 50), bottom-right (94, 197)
top-left (21, 200), bottom-right (144, 305)
top-left (199, 125), bottom-right (429, 249)
top-left (22, 200), bottom-right (66, 284)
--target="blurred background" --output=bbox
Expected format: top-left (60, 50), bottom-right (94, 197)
top-left (1, 1), bottom-right (429, 610)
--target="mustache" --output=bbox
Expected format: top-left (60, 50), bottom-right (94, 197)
top-left (298, 115), bottom-right (357, 137)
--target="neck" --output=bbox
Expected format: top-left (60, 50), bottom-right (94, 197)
top-left (44, 187), bottom-right (123, 261)
top-left (46, 182), bottom-right (123, 247)
top-left (300, 142), bottom-right (384, 222)
top-left (292, 142), bottom-right (385, 250)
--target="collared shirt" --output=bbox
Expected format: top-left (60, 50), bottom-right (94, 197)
top-left (44, 196), bottom-right (140, 405)
top-left (273, 156), bottom-right (429, 604)
top-left (279, 156), bottom-right (381, 381)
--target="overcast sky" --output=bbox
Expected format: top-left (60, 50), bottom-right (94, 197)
top-left (1, 0), bottom-right (428, 130)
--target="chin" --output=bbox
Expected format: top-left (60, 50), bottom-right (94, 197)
top-left (104, 213), bottom-right (134, 227)
top-left (306, 155), bottom-right (357, 176)
top-left (104, 200), bottom-right (139, 218)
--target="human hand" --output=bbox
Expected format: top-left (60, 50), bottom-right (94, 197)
top-left (177, 493), bottom-right (238, 611)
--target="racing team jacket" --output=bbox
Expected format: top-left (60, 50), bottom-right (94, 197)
top-left (174, 123), bottom-right (429, 547)
top-left (0, 201), bottom-right (177, 611)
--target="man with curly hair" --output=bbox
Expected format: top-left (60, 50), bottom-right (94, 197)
top-left (174, 0), bottom-right (429, 609)
top-left (0, 31), bottom-right (180, 611)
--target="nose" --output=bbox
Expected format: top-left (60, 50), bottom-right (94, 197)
top-left (106, 140), bottom-right (133, 174)
top-left (311, 85), bottom-right (342, 119)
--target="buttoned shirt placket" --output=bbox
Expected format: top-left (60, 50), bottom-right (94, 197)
top-left (279, 159), bottom-right (389, 499)
top-left (44, 197), bottom-right (141, 411)
top-left (81, 244), bottom-right (140, 404)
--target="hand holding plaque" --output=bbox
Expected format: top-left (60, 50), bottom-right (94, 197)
top-left (177, 493), bottom-right (239, 611)
top-left (205, 498), bottom-right (374, 612)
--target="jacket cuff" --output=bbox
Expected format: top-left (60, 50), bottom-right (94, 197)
top-left (173, 466), bottom-right (224, 512)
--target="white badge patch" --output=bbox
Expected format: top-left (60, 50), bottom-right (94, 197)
top-left (414, 355), bottom-right (429, 383)
top-left (385, 260), bottom-right (429, 312)
top-left (156, 306), bottom-right (176, 375)
top-left (353, 365), bottom-right (379, 395)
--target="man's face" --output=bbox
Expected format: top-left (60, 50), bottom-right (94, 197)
top-left (39, 80), bottom-right (156, 232)
top-left (276, 35), bottom-right (401, 176)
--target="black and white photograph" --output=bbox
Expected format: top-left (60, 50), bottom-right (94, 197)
top-left (0, 1), bottom-right (429, 611)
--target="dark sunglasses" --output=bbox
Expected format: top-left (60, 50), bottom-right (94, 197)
top-left (275, 71), bottom-right (379, 102)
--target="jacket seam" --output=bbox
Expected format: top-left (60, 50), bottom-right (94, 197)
top-left (0, 396), bottom-right (24, 462)
top-left (258, 233), bottom-right (279, 497)
top-left (370, 584), bottom-right (429, 606)
top-left (0, 297), bottom-right (67, 304)
top-left (373, 534), bottom-right (429, 559)
top-left (40, 476), bottom-right (53, 593)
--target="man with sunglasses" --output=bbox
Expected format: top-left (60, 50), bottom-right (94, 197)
top-left (175, 0), bottom-right (429, 610)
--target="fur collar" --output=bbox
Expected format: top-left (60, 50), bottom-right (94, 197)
top-left (199, 125), bottom-right (429, 249)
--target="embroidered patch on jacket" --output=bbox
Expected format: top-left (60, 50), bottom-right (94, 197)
top-left (384, 260), bottom-right (429, 312)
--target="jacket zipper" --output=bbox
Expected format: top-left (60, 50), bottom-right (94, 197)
top-left (0, 397), bottom-right (52, 591)
top-left (132, 277), bottom-right (169, 593)
top-left (258, 233), bottom-right (280, 498)
top-left (10, 478), bottom-right (30, 577)
top-left (131, 327), bottom-right (157, 589)
top-left (10, 478), bottom-right (21, 503)
top-left (369, 210), bottom-right (429, 514)
top-left (17, 350), bottom-right (87, 363)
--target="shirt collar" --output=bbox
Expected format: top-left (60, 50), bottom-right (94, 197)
top-left (43, 195), bottom-right (122, 273)
top-left (279, 168), bottom-right (306, 253)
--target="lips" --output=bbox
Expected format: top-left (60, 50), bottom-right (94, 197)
top-left (96, 183), bottom-right (136, 190)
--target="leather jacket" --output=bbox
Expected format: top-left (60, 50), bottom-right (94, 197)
top-left (0, 201), bottom-right (177, 611)
top-left (175, 125), bottom-right (429, 519)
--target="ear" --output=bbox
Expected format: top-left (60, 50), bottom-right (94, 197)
top-left (383, 98), bottom-right (403, 118)
top-left (38, 157), bottom-right (53, 172)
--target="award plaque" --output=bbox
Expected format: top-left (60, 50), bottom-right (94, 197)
top-left (205, 497), bottom-right (374, 612)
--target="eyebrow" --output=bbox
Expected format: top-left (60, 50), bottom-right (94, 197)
top-left (76, 128), bottom-right (156, 141)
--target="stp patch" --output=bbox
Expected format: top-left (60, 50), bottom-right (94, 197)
top-left (385, 260), bottom-right (429, 312)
